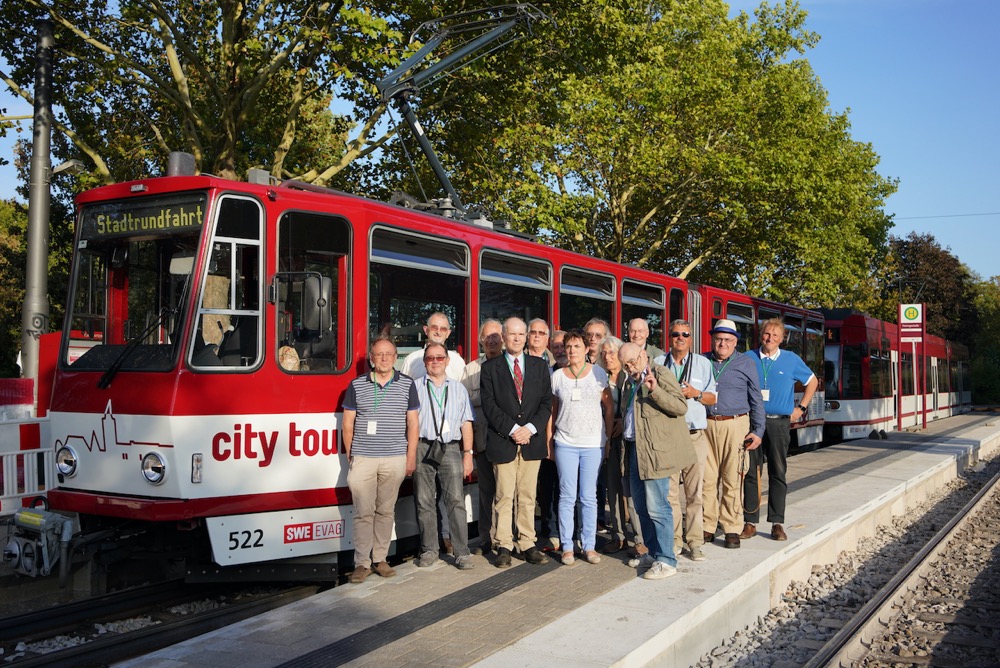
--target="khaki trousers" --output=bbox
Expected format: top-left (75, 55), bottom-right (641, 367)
top-left (669, 429), bottom-right (709, 551)
top-left (492, 449), bottom-right (541, 552)
top-left (703, 415), bottom-right (750, 535)
top-left (347, 454), bottom-right (407, 569)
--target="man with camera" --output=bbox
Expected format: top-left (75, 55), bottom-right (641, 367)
top-left (413, 342), bottom-right (476, 570)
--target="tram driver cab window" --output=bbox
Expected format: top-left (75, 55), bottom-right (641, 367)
top-left (191, 196), bottom-right (263, 369)
top-left (273, 211), bottom-right (350, 373)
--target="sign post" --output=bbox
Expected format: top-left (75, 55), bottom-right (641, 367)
top-left (898, 303), bottom-right (926, 430)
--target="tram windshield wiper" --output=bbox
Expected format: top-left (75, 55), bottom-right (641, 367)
top-left (97, 308), bottom-right (175, 389)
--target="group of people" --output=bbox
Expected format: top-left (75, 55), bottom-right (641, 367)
top-left (341, 310), bottom-right (817, 585)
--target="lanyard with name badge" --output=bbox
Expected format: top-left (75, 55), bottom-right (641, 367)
top-left (367, 373), bottom-right (394, 435)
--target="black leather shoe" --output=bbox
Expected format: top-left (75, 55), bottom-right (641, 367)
top-left (496, 547), bottom-right (511, 568)
top-left (704, 531), bottom-right (716, 544)
top-left (523, 546), bottom-right (546, 564)
top-left (599, 538), bottom-right (625, 554)
top-left (724, 533), bottom-right (740, 549)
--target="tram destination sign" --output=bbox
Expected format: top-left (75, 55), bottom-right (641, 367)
top-left (80, 193), bottom-right (207, 240)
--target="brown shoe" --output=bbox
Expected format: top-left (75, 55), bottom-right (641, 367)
top-left (440, 537), bottom-right (454, 555)
top-left (724, 533), bottom-right (740, 549)
top-left (703, 531), bottom-right (716, 544)
top-left (372, 561), bottom-right (396, 578)
top-left (739, 523), bottom-right (757, 539)
top-left (349, 565), bottom-right (370, 584)
top-left (771, 524), bottom-right (787, 541)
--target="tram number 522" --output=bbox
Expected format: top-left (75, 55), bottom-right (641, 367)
top-left (229, 529), bottom-right (264, 550)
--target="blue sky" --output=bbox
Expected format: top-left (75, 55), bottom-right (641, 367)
top-left (1, 0), bottom-right (997, 279)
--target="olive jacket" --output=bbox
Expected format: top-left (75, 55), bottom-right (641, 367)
top-left (630, 363), bottom-right (696, 480)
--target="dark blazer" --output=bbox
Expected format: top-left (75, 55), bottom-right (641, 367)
top-left (480, 353), bottom-right (553, 464)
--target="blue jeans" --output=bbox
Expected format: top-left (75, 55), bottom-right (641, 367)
top-left (555, 443), bottom-right (602, 552)
top-left (627, 443), bottom-right (676, 567)
top-left (413, 439), bottom-right (470, 557)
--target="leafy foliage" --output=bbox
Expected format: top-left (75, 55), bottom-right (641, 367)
top-left (373, 0), bottom-right (896, 308)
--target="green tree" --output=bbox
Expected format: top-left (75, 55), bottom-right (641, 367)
top-left (0, 0), bottom-right (404, 184)
top-left (0, 199), bottom-right (29, 377)
top-left (970, 276), bottom-right (1000, 404)
top-left (882, 232), bottom-right (977, 345)
top-left (373, 0), bottom-right (895, 308)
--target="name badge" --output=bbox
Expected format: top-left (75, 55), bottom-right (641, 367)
top-left (571, 388), bottom-right (582, 401)
top-left (761, 389), bottom-right (770, 401)
top-left (441, 420), bottom-right (451, 435)
top-left (367, 420), bottom-right (377, 435)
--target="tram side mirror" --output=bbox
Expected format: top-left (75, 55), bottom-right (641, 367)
top-left (303, 274), bottom-right (332, 336)
top-left (169, 252), bottom-right (195, 276)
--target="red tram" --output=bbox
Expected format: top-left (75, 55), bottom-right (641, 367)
top-left (690, 285), bottom-right (825, 450)
top-left (10, 159), bottom-right (824, 578)
top-left (821, 309), bottom-right (971, 441)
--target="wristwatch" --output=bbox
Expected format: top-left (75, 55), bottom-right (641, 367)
top-left (696, 392), bottom-right (704, 403)
top-left (797, 404), bottom-right (808, 413)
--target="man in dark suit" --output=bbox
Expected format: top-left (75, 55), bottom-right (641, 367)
top-left (480, 317), bottom-right (553, 568)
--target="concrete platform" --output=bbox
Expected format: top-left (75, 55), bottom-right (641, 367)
top-left (115, 412), bottom-right (1000, 668)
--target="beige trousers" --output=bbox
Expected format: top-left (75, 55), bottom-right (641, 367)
top-left (669, 428), bottom-right (710, 551)
top-left (703, 415), bottom-right (750, 535)
top-left (347, 454), bottom-right (407, 569)
top-left (492, 449), bottom-right (541, 552)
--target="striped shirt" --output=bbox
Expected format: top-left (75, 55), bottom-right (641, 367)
top-left (415, 377), bottom-right (475, 443)
top-left (343, 371), bottom-right (419, 457)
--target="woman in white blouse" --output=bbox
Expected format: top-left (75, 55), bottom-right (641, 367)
top-left (549, 330), bottom-right (614, 565)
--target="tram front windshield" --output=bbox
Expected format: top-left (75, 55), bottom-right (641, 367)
top-left (64, 192), bottom-right (208, 372)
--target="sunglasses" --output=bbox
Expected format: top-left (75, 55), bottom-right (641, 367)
top-left (670, 331), bottom-right (692, 338)
top-left (424, 356), bottom-right (448, 363)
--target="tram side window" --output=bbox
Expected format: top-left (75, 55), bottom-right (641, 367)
top-left (274, 212), bottom-right (351, 373)
top-left (937, 360), bottom-right (949, 395)
top-left (559, 268), bottom-right (614, 332)
top-left (479, 251), bottom-right (551, 325)
top-left (622, 280), bottom-right (665, 351)
top-left (870, 350), bottom-right (892, 398)
top-left (191, 197), bottom-right (262, 369)
top-left (841, 345), bottom-right (863, 399)
top-left (67, 251), bottom-right (107, 361)
top-left (369, 228), bottom-right (469, 365)
top-left (805, 320), bottom-right (824, 380)
top-left (900, 353), bottom-right (914, 395)
top-left (725, 302), bottom-right (754, 353)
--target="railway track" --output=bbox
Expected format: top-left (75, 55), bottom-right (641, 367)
top-left (0, 581), bottom-right (319, 666)
top-left (803, 467), bottom-right (1000, 667)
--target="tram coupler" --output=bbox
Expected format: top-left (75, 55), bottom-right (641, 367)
top-left (3, 503), bottom-right (79, 581)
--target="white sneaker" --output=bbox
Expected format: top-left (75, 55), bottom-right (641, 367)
top-left (627, 553), bottom-right (655, 569)
top-left (688, 546), bottom-right (706, 562)
top-left (642, 561), bottom-right (677, 580)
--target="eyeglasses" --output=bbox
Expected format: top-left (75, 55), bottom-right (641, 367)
top-left (423, 356), bottom-right (448, 363)
top-left (622, 351), bottom-right (646, 370)
top-left (427, 325), bottom-right (451, 332)
top-left (670, 331), bottom-right (692, 338)
top-left (372, 352), bottom-right (396, 359)
top-left (529, 330), bottom-right (549, 336)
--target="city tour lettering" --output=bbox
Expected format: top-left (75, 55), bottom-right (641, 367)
top-left (212, 422), bottom-right (338, 467)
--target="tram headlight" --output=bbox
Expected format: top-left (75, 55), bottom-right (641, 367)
top-left (141, 452), bottom-right (167, 485)
top-left (56, 446), bottom-right (78, 477)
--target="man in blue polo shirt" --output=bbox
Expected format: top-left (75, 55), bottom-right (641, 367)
top-left (741, 318), bottom-right (818, 542)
